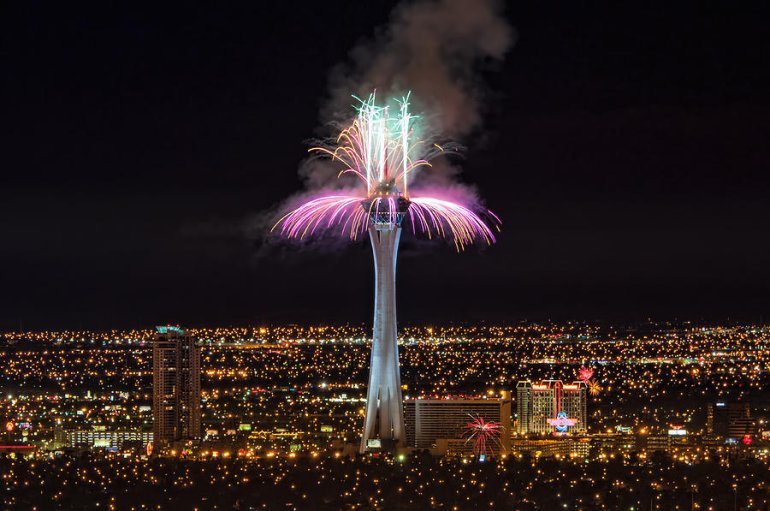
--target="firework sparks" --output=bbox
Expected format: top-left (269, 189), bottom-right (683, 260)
top-left (587, 379), bottom-right (601, 396)
top-left (463, 414), bottom-right (504, 457)
top-left (578, 366), bottom-right (594, 382)
top-left (272, 92), bottom-right (499, 249)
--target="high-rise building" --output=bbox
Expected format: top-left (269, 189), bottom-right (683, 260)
top-left (404, 392), bottom-right (511, 455)
top-left (706, 401), bottom-right (755, 439)
top-left (516, 380), bottom-right (587, 435)
top-left (153, 326), bottom-right (201, 448)
top-left (561, 382), bottom-right (587, 433)
top-left (516, 382), bottom-right (531, 434)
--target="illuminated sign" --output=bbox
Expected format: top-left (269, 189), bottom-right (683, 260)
top-left (238, 423), bottom-right (252, 431)
top-left (146, 442), bottom-right (153, 456)
top-left (715, 402), bottom-right (726, 407)
top-left (667, 429), bottom-right (687, 436)
top-left (5, 422), bottom-right (13, 432)
top-left (547, 412), bottom-right (577, 432)
top-left (367, 439), bottom-right (382, 449)
top-left (156, 325), bottom-right (186, 335)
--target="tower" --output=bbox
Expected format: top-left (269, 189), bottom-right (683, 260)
top-left (360, 188), bottom-right (409, 452)
top-left (153, 326), bottom-right (201, 448)
top-left (560, 382), bottom-right (587, 433)
top-left (515, 381), bottom-right (532, 434)
top-left (271, 93), bottom-right (500, 453)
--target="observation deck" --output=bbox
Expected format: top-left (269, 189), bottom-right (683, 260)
top-left (361, 181), bottom-right (411, 230)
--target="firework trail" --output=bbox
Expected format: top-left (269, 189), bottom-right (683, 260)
top-left (463, 414), bottom-right (504, 457)
top-left (272, 92), bottom-right (499, 250)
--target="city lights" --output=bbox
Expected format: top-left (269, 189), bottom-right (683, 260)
top-left (2, 322), bottom-right (770, 509)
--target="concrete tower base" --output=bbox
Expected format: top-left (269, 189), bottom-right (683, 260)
top-left (360, 225), bottom-right (405, 453)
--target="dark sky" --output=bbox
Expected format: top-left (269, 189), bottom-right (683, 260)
top-left (3, 2), bottom-right (770, 330)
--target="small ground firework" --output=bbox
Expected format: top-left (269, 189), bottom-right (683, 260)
top-left (464, 414), bottom-right (504, 457)
top-left (578, 366), bottom-right (594, 381)
top-left (587, 379), bottom-right (601, 396)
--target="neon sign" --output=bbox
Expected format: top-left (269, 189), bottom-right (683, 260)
top-left (547, 411), bottom-right (577, 432)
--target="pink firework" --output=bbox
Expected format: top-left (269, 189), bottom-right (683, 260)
top-left (463, 414), bottom-right (504, 457)
top-left (578, 366), bottom-right (594, 381)
top-left (272, 92), bottom-right (499, 250)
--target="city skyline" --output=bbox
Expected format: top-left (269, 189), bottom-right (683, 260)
top-left (2, 321), bottom-right (770, 509)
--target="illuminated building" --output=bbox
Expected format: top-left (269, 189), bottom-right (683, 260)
top-left (152, 326), bottom-right (201, 447)
top-left (707, 401), bottom-right (755, 439)
top-left (560, 382), bottom-right (587, 433)
top-left (516, 380), bottom-right (586, 434)
top-left (66, 430), bottom-right (153, 450)
top-left (511, 436), bottom-right (591, 459)
top-left (644, 434), bottom-right (671, 453)
top-left (515, 382), bottom-right (532, 434)
top-left (404, 392), bottom-right (511, 455)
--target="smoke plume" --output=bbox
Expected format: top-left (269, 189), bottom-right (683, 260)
top-left (325, 0), bottom-right (514, 138)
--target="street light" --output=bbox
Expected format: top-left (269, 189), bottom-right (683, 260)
top-left (732, 483), bottom-right (737, 511)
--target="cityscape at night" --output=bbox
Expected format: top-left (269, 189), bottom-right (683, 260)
top-left (2, 323), bottom-right (770, 509)
top-left (4, 0), bottom-right (770, 509)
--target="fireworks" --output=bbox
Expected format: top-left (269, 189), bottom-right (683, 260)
top-left (587, 379), bottom-right (600, 396)
top-left (578, 366), bottom-right (594, 381)
top-left (272, 92), bottom-right (499, 250)
top-left (464, 414), bottom-right (504, 457)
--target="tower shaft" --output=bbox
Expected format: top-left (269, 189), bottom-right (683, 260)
top-left (361, 225), bottom-right (405, 452)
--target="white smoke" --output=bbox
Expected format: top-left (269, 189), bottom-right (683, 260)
top-left (325, 0), bottom-right (514, 137)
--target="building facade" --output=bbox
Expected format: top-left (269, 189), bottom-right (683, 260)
top-left (152, 326), bottom-right (201, 447)
top-left (707, 401), bottom-right (755, 439)
top-left (66, 430), bottom-right (153, 450)
top-left (404, 392), bottom-right (511, 455)
top-left (561, 382), bottom-right (587, 433)
top-left (516, 380), bottom-right (587, 435)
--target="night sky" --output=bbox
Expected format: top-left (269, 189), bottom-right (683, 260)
top-left (3, 2), bottom-right (770, 330)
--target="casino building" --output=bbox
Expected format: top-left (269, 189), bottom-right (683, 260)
top-left (516, 380), bottom-right (587, 435)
